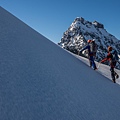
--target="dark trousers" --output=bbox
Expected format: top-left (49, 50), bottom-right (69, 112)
top-left (110, 61), bottom-right (116, 81)
top-left (110, 67), bottom-right (115, 81)
top-left (89, 56), bottom-right (97, 69)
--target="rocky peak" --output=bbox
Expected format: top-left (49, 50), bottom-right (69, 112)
top-left (58, 17), bottom-right (120, 69)
top-left (75, 17), bottom-right (84, 22)
top-left (92, 21), bottom-right (104, 28)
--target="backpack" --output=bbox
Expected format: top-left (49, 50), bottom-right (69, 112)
top-left (111, 49), bottom-right (119, 62)
top-left (89, 40), bottom-right (97, 56)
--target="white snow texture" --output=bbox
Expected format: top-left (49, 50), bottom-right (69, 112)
top-left (0, 7), bottom-right (120, 120)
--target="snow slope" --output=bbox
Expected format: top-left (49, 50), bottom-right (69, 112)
top-left (1, 7), bottom-right (120, 120)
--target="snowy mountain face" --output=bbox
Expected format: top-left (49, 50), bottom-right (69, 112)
top-left (1, 7), bottom-right (120, 120)
top-left (58, 17), bottom-right (120, 69)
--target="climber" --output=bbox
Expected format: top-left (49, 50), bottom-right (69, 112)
top-left (79, 39), bottom-right (97, 70)
top-left (100, 46), bottom-right (119, 83)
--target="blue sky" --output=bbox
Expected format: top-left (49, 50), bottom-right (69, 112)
top-left (0, 0), bottom-right (120, 43)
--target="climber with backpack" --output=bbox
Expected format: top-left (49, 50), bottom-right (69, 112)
top-left (89, 39), bottom-right (97, 57)
top-left (100, 46), bottom-right (119, 83)
top-left (79, 39), bottom-right (97, 70)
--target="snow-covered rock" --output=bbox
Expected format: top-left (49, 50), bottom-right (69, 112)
top-left (1, 7), bottom-right (120, 120)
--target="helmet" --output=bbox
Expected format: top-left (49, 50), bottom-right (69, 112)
top-left (108, 46), bottom-right (112, 51)
top-left (87, 39), bottom-right (92, 43)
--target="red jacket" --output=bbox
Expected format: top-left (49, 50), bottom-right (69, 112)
top-left (101, 52), bottom-right (116, 68)
top-left (101, 52), bottom-right (112, 63)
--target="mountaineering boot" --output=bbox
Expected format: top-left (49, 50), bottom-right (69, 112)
top-left (112, 79), bottom-right (116, 83)
top-left (94, 67), bottom-right (97, 70)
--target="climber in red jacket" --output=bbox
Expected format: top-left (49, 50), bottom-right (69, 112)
top-left (100, 46), bottom-right (119, 83)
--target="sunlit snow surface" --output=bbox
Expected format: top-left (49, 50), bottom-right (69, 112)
top-left (1, 6), bottom-right (120, 120)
